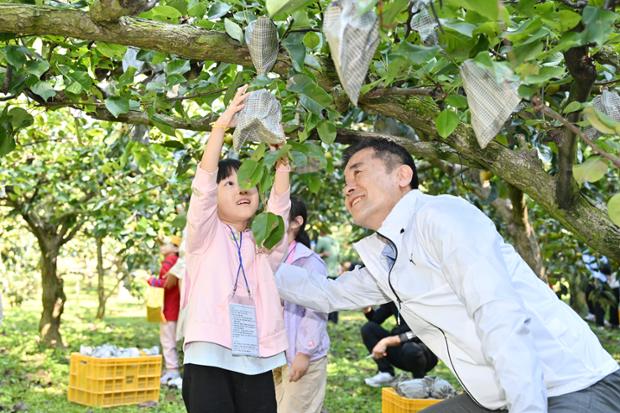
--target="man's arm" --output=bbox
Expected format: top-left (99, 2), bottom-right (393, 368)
top-left (422, 202), bottom-right (547, 413)
top-left (294, 255), bottom-right (329, 357)
top-left (275, 264), bottom-right (391, 313)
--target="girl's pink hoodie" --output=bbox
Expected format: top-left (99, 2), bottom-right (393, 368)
top-left (181, 166), bottom-right (290, 357)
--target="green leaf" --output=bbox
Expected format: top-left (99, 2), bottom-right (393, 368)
top-left (522, 66), bottom-right (565, 85)
top-left (287, 74), bottom-right (332, 115)
top-left (303, 32), bottom-right (320, 49)
top-left (96, 42), bottom-right (127, 59)
top-left (166, 0), bottom-right (187, 15)
top-left (151, 5), bottom-right (183, 21)
top-left (563, 101), bottom-right (583, 114)
top-left (445, 95), bottom-right (468, 109)
top-left (443, 21), bottom-right (477, 38)
top-left (392, 43), bottom-right (439, 65)
top-left (30, 80), bottom-right (56, 101)
top-left (171, 214), bottom-right (187, 230)
top-left (188, 0), bottom-right (207, 18)
top-left (583, 106), bottom-right (619, 135)
top-left (262, 214), bottom-right (285, 249)
top-left (104, 96), bottom-right (130, 118)
top-left (305, 173), bottom-right (321, 193)
top-left (24, 59), bottom-right (50, 78)
top-left (224, 18), bottom-right (244, 43)
top-left (252, 211), bottom-right (284, 249)
top-left (317, 120), bottom-right (337, 144)
top-left (150, 114), bottom-right (177, 136)
top-left (237, 159), bottom-right (262, 190)
top-left (460, 0), bottom-right (499, 21)
top-left (557, 10), bottom-right (581, 32)
top-left (166, 59), bottom-right (191, 75)
top-left (0, 108), bottom-right (15, 157)
top-left (282, 33), bottom-right (306, 72)
top-left (435, 110), bottom-right (459, 139)
top-left (581, 6), bottom-right (618, 46)
top-left (573, 156), bottom-right (608, 185)
top-left (382, 0), bottom-right (409, 26)
top-left (251, 211), bottom-right (272, 246)
top-left (266, 0), bottom-right (311, 17)
top-left (608, 193), bottom-right (620, 227)
top-left (4, 46), bottom-right (26, 67)
top-left (207, 1), bottom-right (231, 19)
top-left (504, 17), bottom-right (543, 43)
top-left (8, 107), bottom-right (33, 129)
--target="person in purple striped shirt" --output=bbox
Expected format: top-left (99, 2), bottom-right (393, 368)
top-left (274, 198), bottom-right (330, 413)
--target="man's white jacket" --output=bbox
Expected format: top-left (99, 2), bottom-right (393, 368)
top-left (276, 190), bottom-right (618, 412)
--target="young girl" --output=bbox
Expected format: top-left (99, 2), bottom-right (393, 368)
top-left (274, 198), bottom-right (330, 413)
top-left (146, 236), bottom-right (181, 385)
top-left (181, 85), bottom-right (290, 413)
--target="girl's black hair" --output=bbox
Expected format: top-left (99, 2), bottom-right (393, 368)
top-left (289, 197), bottom-right (311, 248)
top-left (216, 159), bottom-right (242, 184)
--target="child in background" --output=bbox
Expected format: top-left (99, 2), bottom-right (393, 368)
top-left (181, 85), bottom-right (291, 413)
top-left (274, 198), bottom-right (330, 413)
top-left (147, 235), bottom-right (181, 384)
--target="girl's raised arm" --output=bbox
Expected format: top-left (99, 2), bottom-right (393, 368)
top-left (186, 85), bottom-right (249, 254)
top-left (199, 85), bottom-right (249, 172)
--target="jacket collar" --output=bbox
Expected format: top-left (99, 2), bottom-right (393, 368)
top-left (288, 241), bottom-right (316, 263)
top-left (377, 189), bottom-right (423, 242)
top-left (354, 189), bottom-right (423, 258)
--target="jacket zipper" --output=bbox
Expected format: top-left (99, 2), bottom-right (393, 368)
top-left (377, 231), bottom-right (402, 326)
top-left (376, 230), bottom-right (484, 408)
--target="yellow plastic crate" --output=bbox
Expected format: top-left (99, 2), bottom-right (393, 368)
top-left (68, 353), bottom-right (162, 407)
top-left (382, 387), bottom-right (442, 413)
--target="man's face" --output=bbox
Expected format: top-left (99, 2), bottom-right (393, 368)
top-left (343, 148), bottom-right (408, 231)
top-left (217, 170), bottom-right (260, 226)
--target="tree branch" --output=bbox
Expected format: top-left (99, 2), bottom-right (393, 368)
top-left (364, 86), bottom-right (443, 100)
top-left (532, 97), bottom-right (620, 169)
top-left (333, 129), bottom-right (475, 167)
top-left (593, 48), bottom-right (620, 71)
top-left (0, 4), bottom-right (290, 75)
top-left (556, 45), bottom-right (597, 208)
top-left (90, 107), bottom-right (217, 131)
top-left (90, 0), bottom-right (158, 23)
top-left (60, 219), bottom-right (85, 245)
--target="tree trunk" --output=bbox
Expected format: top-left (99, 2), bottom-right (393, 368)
top-left (95, 236), bottom-right (106, 320)
top-left (508, 186), bottom-right (547, 281)
top-left (38, 238), bottom-right (65, 347)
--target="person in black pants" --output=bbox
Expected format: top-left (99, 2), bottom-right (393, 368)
top-left (585, 263), bottom-right (619, 328)
top-left (361, 302), bottom-right (437, 387)
top-left (602, 264), bottom-right (619, 328)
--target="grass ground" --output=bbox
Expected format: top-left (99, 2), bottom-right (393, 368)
top-left (1, 290), bottom-right (619, 413)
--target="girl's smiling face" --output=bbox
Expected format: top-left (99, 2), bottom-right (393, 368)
top-left (216, 170), bottom-right (259, 228)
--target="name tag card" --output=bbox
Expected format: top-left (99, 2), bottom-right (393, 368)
top-left (229, 295), bottom-right (259, 357)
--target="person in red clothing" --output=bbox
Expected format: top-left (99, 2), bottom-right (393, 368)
top-left (148, 235), bottom-right (182, 385)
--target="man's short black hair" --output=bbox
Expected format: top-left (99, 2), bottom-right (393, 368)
top-left (343, 139), bottom-right (419, 189)
top-left (216, 158), bottom-right (241, 184)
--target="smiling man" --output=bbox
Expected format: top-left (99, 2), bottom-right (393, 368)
top-left (275, 139), bottom-right (620, 413)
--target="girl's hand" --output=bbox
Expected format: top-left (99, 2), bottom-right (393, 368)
top-left (214, 85), bottom-right (249, 129)
top-left (275, 155), bottom-right (290, 171)
top-left (288, 353), bottom-right (310, 382)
